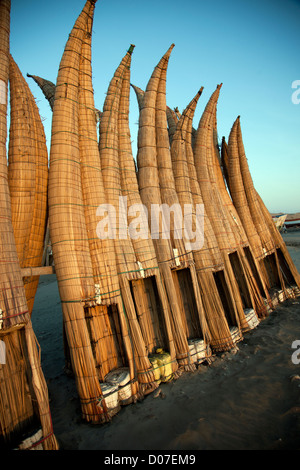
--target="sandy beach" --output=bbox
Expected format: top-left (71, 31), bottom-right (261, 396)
top-left (31, 230), bottom-right (300, 451)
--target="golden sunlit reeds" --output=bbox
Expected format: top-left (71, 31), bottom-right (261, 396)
top-left (48, 0), bottom-right (110, 424)
top-left (170, 88), bottom-right (236, 353)
top-left (117, 52), bottom-right (178, 383)
top-left (8, 55), bottom-right (48, 316)
top-left (225, 116), bottom-right (300, 303)
top-left (136, 45), bottom-right (204, 370)
top-left (1, 0), bottom-right (299, 443)
top-left (0, 0), bottom-right (29, 331)
top-left (0, 0), bottom-right (58, 449)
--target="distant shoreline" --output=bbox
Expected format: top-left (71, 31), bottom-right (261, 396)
top-left (272, 212), bottom-right (300, 220)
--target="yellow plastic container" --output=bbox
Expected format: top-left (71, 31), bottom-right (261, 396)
top-left (155, 349), bottom-right (173, 382)
top-left (148, 356), bottom-right (161, 384)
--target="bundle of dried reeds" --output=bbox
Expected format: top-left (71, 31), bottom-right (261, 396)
top-left (136, 45), bottom-right (201, 370)
top-left (133, 84), bottom-right (215, 358)
top-left (220, 137), bottom-right (230, 189)
top-left (155, 47), bottom-right (213, 365)
top-left (221, 137), bottom-right (274, 313)
top-left (194, 85), bottom-right (266, 340)
top-left (133, 84), bottom-right (198, 367)
top-left (98, 46), bottom-right (153, 394)
top-left (226, 118), bottom-right (285, 299)
top-left (131, 84), bottom-right (179, 146)
top-left (178, 93), bottom-right (229, 349)
top-left (77, 18), bottom-right (139, 402)
top-left (225, 117), bottom-right (300, 300)
top-left (0, 0), bottom-right (29, 331)
top-left (170, 88), bottom-right (239, 352)
top-left (166, 106), bottom-right (179, 144)
top-left (48, 0), bottom-right (113, 423)
top-left (8, 55), bottom-right (48, 316)
top-left (0, 321), bottom-right (59, 450)
top-left (26, 74), bottom-right (55, 110)
top-left (99, 45), bottom-right (176, 393)
top-left (193, 87), bottom-right (246, 339)
top-left (255, 190), bottom-right (300, 296)
top-left (27, 73), bottom-right (102, 121)
top-left (0, 0), bottom-right (58, 449)
top-left (209, 103), bottom-right (269, 322)
top-left (99, 47), bottom-right (138, 278)
top-left (117, 54), bottom-right (178, 379)
top-left (236, 118), bottom-right (277, 256)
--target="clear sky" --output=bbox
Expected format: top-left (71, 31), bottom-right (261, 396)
top-left (9, 0), bottom-right (300, 214)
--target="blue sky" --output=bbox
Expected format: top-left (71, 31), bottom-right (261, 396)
top-left (9, 0), bottom-right (300, 213)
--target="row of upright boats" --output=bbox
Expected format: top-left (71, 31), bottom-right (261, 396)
top-left (0, 0), bottom-right (299, 449)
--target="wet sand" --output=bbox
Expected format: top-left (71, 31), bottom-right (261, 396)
top-left (31, 231), bottom-right (300, 451)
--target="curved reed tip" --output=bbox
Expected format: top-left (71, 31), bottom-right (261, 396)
top-left (198, 87), bottom-right (204, 94)
top-left (27, 73), bottom-right (32, 77)
top-left (232, 116), bottom-right (240, 128)
top-left (128, 44), bottom-right (135, 55)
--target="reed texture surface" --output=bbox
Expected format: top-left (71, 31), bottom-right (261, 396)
top-left (193, 86), bottom-right (246, 344)
top-left (136, 45), bottom-right (198, 368)
top-left (0, 0), bottom-right (29, 330)
top-left (8, 55), bottom-right (48, 316)
top-left (27, 74), bottom-right (56, 110)
top-left (2, 0), bottom-right (299, 442)
top-left (118, 57), bottom-right (178, 375)
top-left (49, 0), bottom-right (111, 423)
top-left (170, 89), bottom-right (237, 351)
